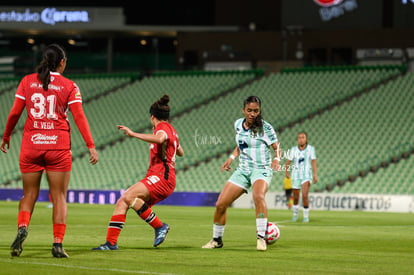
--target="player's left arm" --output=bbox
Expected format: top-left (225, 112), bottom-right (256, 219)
top-left (312, 159), bottom-right (318, 184)
top-left (311, 146), bottom-right (317, 183)
top-left (117, 125), bottom-right (166, 144)
top-left (271, 141), bottom-right (281, 172)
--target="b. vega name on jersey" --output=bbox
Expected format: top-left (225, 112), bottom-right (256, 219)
top-left (33, 121), bottom-right (55, 130)
top-left (31, 133), bottom-right (58, 144)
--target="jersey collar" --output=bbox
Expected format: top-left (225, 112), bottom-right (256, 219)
top-left (242, 119), bottom-right (249, 131)
top-left (298, 144), bottom-right (308, 151)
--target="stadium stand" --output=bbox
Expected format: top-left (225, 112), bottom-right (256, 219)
top-left (0, 70), bottom-right (260, 189)
top-left (1, 66), bottom-right (412, 196)
top-left (275, 70), bottom-right (413, 194)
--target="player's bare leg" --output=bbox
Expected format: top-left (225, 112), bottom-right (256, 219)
top-left (202, 182), bottom-right (244, 249)
top-left (10, 171), bottom-right (42, 257)
top-left (94, 181), bottom-right (169, 249)
top-left (292, 189), bottom-right (301, 222)
top-left (47, 170), bottom-right (70, 258)
top-left (123, 182), bottom-right (170, 247)
top-left (301, 181), bottom-right (311, 222)
top-left (252, 180), bottom-right (268, 251)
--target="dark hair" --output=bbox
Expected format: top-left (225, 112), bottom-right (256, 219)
top-left (149, 94), bottom-right (170, 120)
top-left (243, 95), bottom-right (263, 136)
top-left (36, 44), bottom-right (66, 91)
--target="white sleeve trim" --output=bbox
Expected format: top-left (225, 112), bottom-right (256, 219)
top-left (156, 129), bottom-right (168, 140)
top-left (68, 100), bottom-right (82, 105)
top-left (15, 94), bottom-right (25, 100)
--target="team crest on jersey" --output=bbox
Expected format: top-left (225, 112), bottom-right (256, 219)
top-left (74, 89), bottom-right (81, 99)
top-left (238, 141), bottom-right (248, 151)
top-left (73, 83), bottom-right (82, 98)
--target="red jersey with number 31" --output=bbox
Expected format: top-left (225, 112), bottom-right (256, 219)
top-left (16, 72), bottom-right (82, 150)
top-left (146, 122), bottom-right (180, 182)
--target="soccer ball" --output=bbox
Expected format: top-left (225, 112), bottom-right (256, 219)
top-left (265, 222), bottom-right (280, 245)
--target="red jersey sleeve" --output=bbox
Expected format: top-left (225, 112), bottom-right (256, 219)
top-left (69, 102), bottom-right (95, 149)
top-left (2, 97), bottom-right (25, 142)
top-left (68, 82), bottom-right (82, 105)
top-left (2, 76), bottom-right (27, 142)
top-left (15, 75), bottom-right (27, 101)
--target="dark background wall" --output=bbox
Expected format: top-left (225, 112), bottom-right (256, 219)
top-left (2, 0), bottom-right (414, 72)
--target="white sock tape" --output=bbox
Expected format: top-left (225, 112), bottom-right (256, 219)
top-left (129, 197), bottom-right (138, 209)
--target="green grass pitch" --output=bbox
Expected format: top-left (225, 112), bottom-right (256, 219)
top-left (0, 201), bottom-right (413, 274)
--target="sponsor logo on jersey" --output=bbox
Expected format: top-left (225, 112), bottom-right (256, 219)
top-left (313, 0), bottom-right (343, 7)
top-left (313, 0), bottom-right (358, 22)
top-left (31, 133), bottom-right (58, 144)
top-left (146, 175), bottom-right (160, 185)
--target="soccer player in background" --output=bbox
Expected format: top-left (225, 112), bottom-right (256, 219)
top-left (285, 132), bottom-right (317, 222)
top-left (1, 44), bottom-right (98, 258)
top-left (93, 95), bottom-right (183, 250)
top-left (202, 95), bottom-right (281, 251)
top-left (284, 177), bottom-right (294, 209)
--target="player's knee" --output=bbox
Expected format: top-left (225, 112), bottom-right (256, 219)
top-left (23, 190), bottom-right (40, 201)
top-left (253, 192), bottom-right (265, 201)
top-left (215, 200), bottom-right (229, 213)
top-left (120, 192), bottom-right (134, 207)
top-left (252, 191), bottom-right (265, 203)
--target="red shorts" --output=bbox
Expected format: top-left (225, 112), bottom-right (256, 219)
top-left (19, 148), bottom-right (72, 173)
top-left (141, 174), bottom-right (175, 207)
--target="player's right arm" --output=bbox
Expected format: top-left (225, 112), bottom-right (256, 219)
top-left (221, 147), bottom-right (239, 172)
top-left (176, 144), bottom-right (184, 157)
top-left (1, 97), bottom-right (25, 153)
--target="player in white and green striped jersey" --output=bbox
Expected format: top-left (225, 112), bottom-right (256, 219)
top-left (285, 132), bottom-right (318, 223)
top-left (233, 117), bottom-right (278, 172)
top-left (202, 96), bottom-right (281, 251)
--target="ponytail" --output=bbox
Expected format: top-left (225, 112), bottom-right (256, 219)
top-left (36, 44), bottom-right (66, 91)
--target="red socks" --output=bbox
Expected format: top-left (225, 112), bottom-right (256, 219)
top-left (17, 211), bottom-right (31, 228)
top-left (106, 214), bottom-right (126, 245)
top-left (18, 211), bottom-right (66, 244)
top-left (104, 205), bottom-right (162, 246)
top-left (53, 223), bottom-right (66, 244)
top-left (136, 203), bottom-right (163, 229)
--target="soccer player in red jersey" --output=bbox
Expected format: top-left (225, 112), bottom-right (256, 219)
top-left (1, 44), bottom-right (98, 258)
top-left (93, 95), bottom-right (183, 250)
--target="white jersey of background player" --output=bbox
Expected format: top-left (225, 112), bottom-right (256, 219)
top-left (285, 132), bottom-right (317, 222)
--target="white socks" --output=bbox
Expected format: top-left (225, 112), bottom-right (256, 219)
top-left (213, 218), bottom-right (269, 240)
top-left (293, 204), bottom-right (299, 217)
top-left (256, 218), bottom-right (268, 238)
top-left (303, 207), bottom-right (309, 219)
top-left (213, 223), bottom-right (225, 239)
top-left (293, 205), bottom-right (310, 218)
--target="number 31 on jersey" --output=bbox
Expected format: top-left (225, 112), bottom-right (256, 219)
top-left (31, 93), bottom-right (58, 120)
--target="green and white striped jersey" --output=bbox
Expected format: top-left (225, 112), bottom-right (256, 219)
top-left (287, 145), bottom-right (316, 180)
top-left (234, 118), bottom-right (278, 172)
